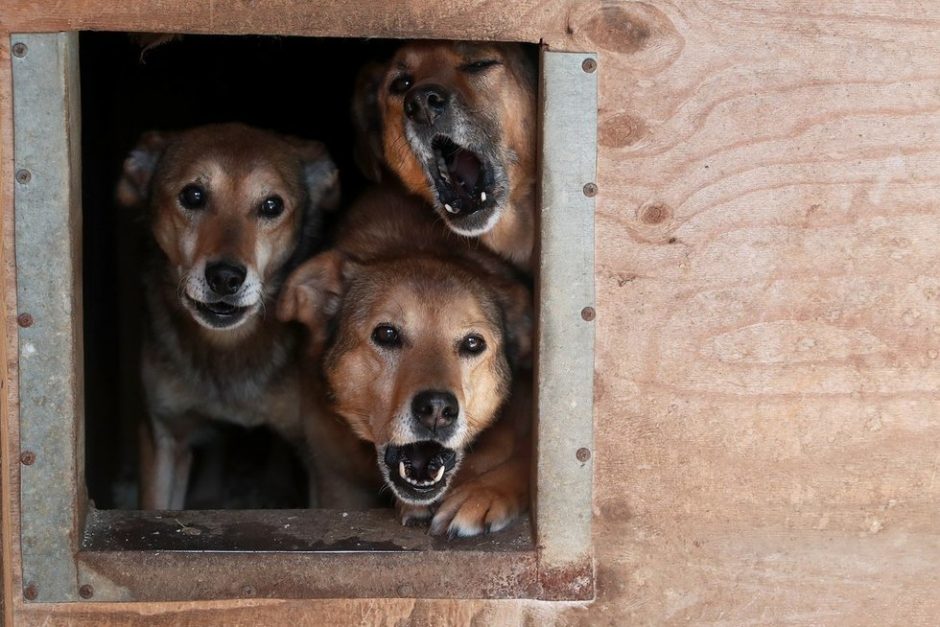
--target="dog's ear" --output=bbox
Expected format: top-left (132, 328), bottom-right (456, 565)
top-left (278, 250), bottom-right (352, 353)
top-left (351, 61), bottom-right (388, 183)
top-left (289, 139), bottom-right (341, 212)
top-left (492, 279), bottom-right (534, 368)
top-left (116, 131), bottom-right (170, 208)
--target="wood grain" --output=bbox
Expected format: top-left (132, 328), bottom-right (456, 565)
top-left (591, 1), bottom-right (940, 623)
top-left (3, 0), bottom-right (940, 624)
top-left (0, 34), bottom-right (18, 627)
top-left (0, 0), bottom-right (571, 46)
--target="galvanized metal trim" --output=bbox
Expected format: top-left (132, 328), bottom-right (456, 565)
top-left (535, 49), bottom-right (597, 594)
top-left (12, 32), bottom-right (83, 602)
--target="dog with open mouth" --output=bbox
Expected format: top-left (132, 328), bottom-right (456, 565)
top-left (117, 123), bottom-right (339, 509)
top-left (279, 184), bottom-right (533, 536)
top-left (353, 42), bottom-right (537, 270)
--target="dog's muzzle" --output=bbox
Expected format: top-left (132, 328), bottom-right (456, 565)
top-left (185, 295), bottom-right (254, 329)
top-left (428, 136), bottom-right (497, 219)
top-left (183, 260), bottom-right (261, 330)
top-left (383, 442), bottom-right (458, 504)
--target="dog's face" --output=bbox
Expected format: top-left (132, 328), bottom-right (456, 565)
top-left (356, 42), bottom-right (536, 238)
top-left (280, 252), bottom-right (531, 505)
top-left (117, 123), bottom-right (338, 335)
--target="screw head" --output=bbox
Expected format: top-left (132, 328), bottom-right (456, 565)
top-left (582, 58), bottom-right (597, 73)
top-left (576, 447), bottom-right (592, 462)
top-left (20, 451), bottom-right (35, 466)
top-left (583, 182), bottom-right (598, 197)
top-left (15, 169), bottom-right (31, 184)
top-left (397, 583), bottom-right (415, 596)
top-left (23, 582), bottom-right (38, 600)
top-left (581, 306), bottom-right (596, 322)
top-left (17, 313), bottom-right (33, 328)
top-left (12, 42), bottom-right (28, 58)
top-left (78, 584), bottom-right (94, 599)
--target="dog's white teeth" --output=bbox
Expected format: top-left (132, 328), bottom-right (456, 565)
top-left (480, 191), bottom-right (487, 202)
top-left (434, 466), bottom-right (446, 483)
top-left (445, 203), bottom-right (458, 214)
top-left (399, 461), bottom-right (407, 479)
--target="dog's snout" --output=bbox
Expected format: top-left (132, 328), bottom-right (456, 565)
top-left (404, 85), bottom-right (450, 125)
top-left (205, 261), bottom-right (247, 296)
top-left (411, 390), bottom-right (459, 435)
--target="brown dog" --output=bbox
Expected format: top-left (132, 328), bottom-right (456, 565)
top-left (353, 42), bottom-right (537, 270)
top-left (117, 123), bottom-right (339, 509)
top-left (279, 184), bottom-right (532, 536)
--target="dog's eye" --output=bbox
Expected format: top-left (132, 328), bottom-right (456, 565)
top-left (389, 74), bottom-right (413, 95)
top-left (459, 59), bottom-right (501, 74)
top-left (459, 334), bottom-right (487, 356)
top-left (179, 184), bottom-right (207, 210)
top-left (259, 195), bottom-right (284, 219)
top-left (372, 324), bottom-right (402, 348)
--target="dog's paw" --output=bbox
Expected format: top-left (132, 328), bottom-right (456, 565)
top-left (397, 501), bottom-right (433, 527)
top-left (429, 481), bottom-right (524, 538)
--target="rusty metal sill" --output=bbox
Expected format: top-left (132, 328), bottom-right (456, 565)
top-left (77, 509), bottom-right (543, 600)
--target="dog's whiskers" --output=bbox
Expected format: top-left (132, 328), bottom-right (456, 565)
top-left (255, 288), bottom-right (267, 320)
top-left (175, 274), bottom-right (189, 300)
top-left (390, 135), bottom-right (414, 172)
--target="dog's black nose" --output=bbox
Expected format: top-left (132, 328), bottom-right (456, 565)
top-left (411, 390), bottom-right (459, 436)
top-left (404, 85), bottom-right (450, 125)
top-left (205, 261), bottom-right (246, 296)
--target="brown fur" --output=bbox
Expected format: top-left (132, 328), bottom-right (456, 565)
top-left (354, 42), bottom-right (537, 270)
top-left (119, 123), bottom-right (338, 509)
top-left (280, 184), bottom-right (532, 536)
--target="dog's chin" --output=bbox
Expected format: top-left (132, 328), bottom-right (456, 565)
top-left (423, 136), bottom-right (505, 237)
top-left (434, 201), bottom-right (503, 238)
top-left (380, 441), bottom-right (461, 506)
top-left (183, 295), bottom-right (259, 331)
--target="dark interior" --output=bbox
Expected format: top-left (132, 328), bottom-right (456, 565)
top-left (81, 33), bottom-right (537, 514)
top-left (80, 33), bottom-right (400, 509)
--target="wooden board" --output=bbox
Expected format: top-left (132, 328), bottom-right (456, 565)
top-left (3, 0), bottom-right (940, 623)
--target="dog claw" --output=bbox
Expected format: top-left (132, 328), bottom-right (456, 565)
top-left (445, 203), bottom-right (458, 214)
top-left (399, 461), bottom-right (407, 479)
top-left (480, 191), bottom-right (486, 202)
top-left (434, 465), bottom-right (445, 482)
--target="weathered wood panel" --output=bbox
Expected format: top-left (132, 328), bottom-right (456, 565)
top-left (3, 0), bottom-right (940, 624)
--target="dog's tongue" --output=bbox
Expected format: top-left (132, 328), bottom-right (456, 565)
top-left (449, 149), bottom-right (482, 192)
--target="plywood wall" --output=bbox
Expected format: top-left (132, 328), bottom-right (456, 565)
top-left (3, 0), bottom-right (940, 624)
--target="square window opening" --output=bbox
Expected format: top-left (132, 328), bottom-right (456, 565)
top-left (12, 31), bottom-right (595, 602)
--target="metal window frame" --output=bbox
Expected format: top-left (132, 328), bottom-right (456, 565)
top-left (10, 32), bottom-right (596, 603)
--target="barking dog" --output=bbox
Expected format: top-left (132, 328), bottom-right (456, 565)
top-left (353, 42), bottom-right (537, 270)
top-left (118, 123), bottom-right (339, 509)
top-left (279, 185), bottom-right (532, 536)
